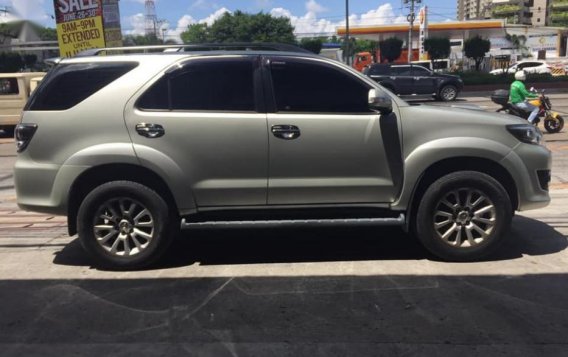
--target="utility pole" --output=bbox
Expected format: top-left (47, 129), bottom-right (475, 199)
top-left (404, 0), bottom-right (421, 63)
top-left (345, 0), bottom-right (350, 65)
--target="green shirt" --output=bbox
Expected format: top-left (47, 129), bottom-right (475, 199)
top-left (509, 80), bottom-right (537, 104)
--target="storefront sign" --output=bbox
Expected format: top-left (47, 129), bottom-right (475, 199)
top-left (418, 6), bottom-right (428, 61)
top-left (102, 0), bottom-right (123, 48)
top-left (54, 0), bottom-right (106, 57)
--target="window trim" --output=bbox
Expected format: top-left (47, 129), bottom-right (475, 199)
top-left (263, 56), bottom-right (375, 115)
top-left (135, 56), bottom-right (262, 113)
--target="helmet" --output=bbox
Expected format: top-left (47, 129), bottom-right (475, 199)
top-left (515, 70), bottom-right (526, 81)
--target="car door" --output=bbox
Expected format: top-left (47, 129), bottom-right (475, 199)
top-left (412, 65), bottom-right (437, 94)
top-left (390, 66), bottom-right (414, 95)
top-left (264, 56), bottom-right (398, 205)
top-left (125, 56), bottom-right (268, 207)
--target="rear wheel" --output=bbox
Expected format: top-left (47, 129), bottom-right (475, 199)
top-left (438, 85), bottom-right (458, 101)
top-left (544, 115), bottom-right (564, 133)
top-left (415, 171), bottom-right (512, 261)
top-left (77, 181), bottom-right (175, 269)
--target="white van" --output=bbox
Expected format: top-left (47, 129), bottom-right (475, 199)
top-left (0, 72), bottom-right (46, 135)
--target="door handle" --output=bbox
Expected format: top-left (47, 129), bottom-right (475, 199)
top-left (271, 125), bottom-right (300, 140)
top-left (136, 123), bottom-right (165, 138)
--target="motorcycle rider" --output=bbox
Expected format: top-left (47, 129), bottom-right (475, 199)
top-left (510, 70), bottom-right (539, 124)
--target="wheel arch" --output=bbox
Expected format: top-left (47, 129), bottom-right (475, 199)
top-left (67, 164), bottom-right (181, 236)
top-left (401, 157), bottom-right (518, 232)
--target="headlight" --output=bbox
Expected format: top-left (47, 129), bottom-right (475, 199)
top-left (506, 124), bottom-right (543, 145)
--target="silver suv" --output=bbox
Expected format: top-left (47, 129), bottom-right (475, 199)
top-left (14, 44), bottom-right (551, 269)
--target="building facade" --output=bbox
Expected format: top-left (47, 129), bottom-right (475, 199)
top-left (472, 0), bottom-right (568, 27)
top-left (457, 0), bottom-right (493, 20)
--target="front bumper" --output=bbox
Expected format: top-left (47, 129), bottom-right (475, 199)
top-left (501, 142), bottom-right (552, 211)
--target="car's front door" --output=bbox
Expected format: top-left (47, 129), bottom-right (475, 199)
top-left (412, 65), bottom-right (437, 94)
top-left (264, 57), bottom-right (398, 205)
top-left (126, 56), bottom-right (268, 207)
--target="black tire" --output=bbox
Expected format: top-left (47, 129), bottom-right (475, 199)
top-left (544, 115), bottom-right (564, 134)
top-left (414, 171), bottom-right (512, 262)
top-left (77, 181), bottom-right (175, 269)
top-left (438, 85), bottom-right (458, 102)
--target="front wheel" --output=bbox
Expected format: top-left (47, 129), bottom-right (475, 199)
top-left (544, 115), bottom-right (564, 133)
top-left (414, 171), bottom-right (512, 261)
top-left (77, 181), bottom-right (175, 269)
top-left (438, 85), bottom-right (458, 101)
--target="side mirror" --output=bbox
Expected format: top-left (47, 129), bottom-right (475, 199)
top-left (368, 89), bottom-right (392, 114)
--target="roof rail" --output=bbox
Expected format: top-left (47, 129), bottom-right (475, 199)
top-left (75, 42), bottom-right (312, 57)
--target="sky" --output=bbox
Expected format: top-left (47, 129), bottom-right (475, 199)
top-left (0, 0), bottom-right (458, 41)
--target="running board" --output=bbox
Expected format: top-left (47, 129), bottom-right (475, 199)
top-left (180, 214), bottom-right (405, 230)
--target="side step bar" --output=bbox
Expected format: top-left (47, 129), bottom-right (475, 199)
top-left (181, 214), bottom-right (405, 230)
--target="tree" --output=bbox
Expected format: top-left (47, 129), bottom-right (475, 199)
top-left (424, 37), bottom-right (450, 69)
top-left (298, 38), bottom-right (322, 54)
top-left (0, 23), bottom-right (18, 44)
top-left (23, 54), bottom-right (37, 69)
top-left (505, 33), bottom-right (529, 58)
top-left (180, 23), bottom-right (208, 44)
top-left (0, 52), bottom-right (24, 72)
top-left (464, 36), bottom-right (491, 71)
top-left (378, 37), bottom-right (403, 63)
top-left (180, 11), bottom-right (295, 44)
top-left (352, 39), bottom-right (378, 54)
top-left (37, 27), bottom-right (58, 41)
top-left (122, 34), bottom-right (162, 46)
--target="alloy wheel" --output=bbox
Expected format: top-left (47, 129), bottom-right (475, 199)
top-left (441, 86), bottom-right (457, 101)
top-left (92, 198), bottom-right (155, 257)
top-left (433, 188), bottom-right (496, 248)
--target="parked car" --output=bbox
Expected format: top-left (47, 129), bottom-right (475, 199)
top-left (15, 44), bottom-right (550, 269)
top-left (363, 63), bottom-right (463, 101)
top-left (490, 61), bottom-right (552, 75)
top-left (0, 72), bottom-right (45, 136)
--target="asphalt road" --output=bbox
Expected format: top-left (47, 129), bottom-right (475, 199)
top-left (1, 93), bottom-right (568, 356)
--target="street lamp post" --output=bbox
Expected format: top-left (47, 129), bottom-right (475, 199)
top-left (345, 0), bottom-right (350, 65)
top-left (405, 0), bottom-right (420, 63)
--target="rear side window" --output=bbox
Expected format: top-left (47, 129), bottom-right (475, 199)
top-left (0, 78), bottom-right (19, 95)
top-left (26, 62), bottom-right (138, 111)
top-left (137, 58), bottom-right (255, 112)
top-left (369, 65), bottom-right (389, 75)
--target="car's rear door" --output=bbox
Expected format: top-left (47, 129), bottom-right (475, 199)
top-left (125, 56), bottom-right (268, 207)
top-left (263, 56), bottom-right (399, 205)
top-left (412, 65), bottom-right (437, 94)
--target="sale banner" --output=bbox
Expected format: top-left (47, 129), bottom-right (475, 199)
top-left (54, 0), bottom-right (106, 57)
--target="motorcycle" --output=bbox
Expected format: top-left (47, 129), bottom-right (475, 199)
top-left (490, 89), bottom-right (565, 134)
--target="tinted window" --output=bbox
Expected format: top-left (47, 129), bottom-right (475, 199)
top-left (26, 62), bottom-right (138, 110)
top-left (0, 78), bottom-right (19, 95)
top-left (391, 66), bottom-right (412, 76)
top-left (138, 58), bottom-right (255, 112)
top-left (412, 66), bottom-right (431, 76)
top-left (270, 60), bottom-right (371, 113)
top-left (369, 65), bottom-right (389, 75)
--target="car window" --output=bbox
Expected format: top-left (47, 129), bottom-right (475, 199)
top-left (270, 60), bottom-right (372, 113)
top-left (392, 66), bottom-right (412, 76)
top-left (519, 63), bottom-right (537, 69)
top-left (0, 78), bottom-right (19, 95)
top-left (412, 66), bottom-right (431, 76)
top-left (26, 62), bottom-right (138, 111)
top-left (138, 58), bottom-right (255, 112)
top-left (369, 65), bottom-right (389, 75)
